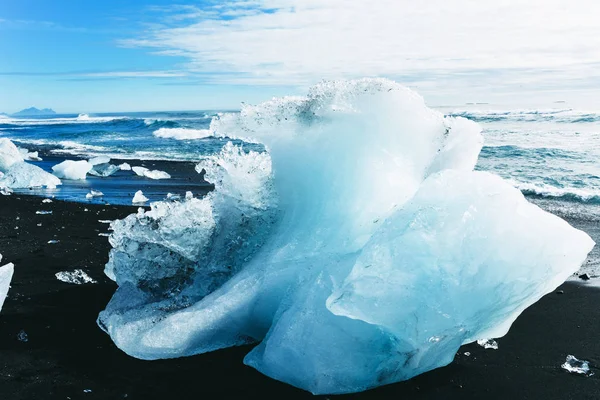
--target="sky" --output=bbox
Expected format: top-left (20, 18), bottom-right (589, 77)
top-left (1, 0), bottom-right (600, 113)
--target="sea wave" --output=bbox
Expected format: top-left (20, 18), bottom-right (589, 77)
top-left (448, 109), bottom-right (600, 123)
top-left (0, 115), bottom-right (130, 126)
top-left (153, 127), bottom-right (213, 140)
top-left (509, 180), bottom-right (600, 204)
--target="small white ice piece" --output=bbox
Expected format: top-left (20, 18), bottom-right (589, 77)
top-left (477, 339), bottom-right (499, 350)
top-left (132, 190), bottom-right (149, 204)
top-left (55, 269), bottom-right (97, 284)
top-left (562, 355), bottom-right (593, 376)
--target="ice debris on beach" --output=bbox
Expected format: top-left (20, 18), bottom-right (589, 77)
top-left (52, 160), bottom-right (92, 180)
top-left (36, 210), bottom-right (52, 215)
top-left (0, 254), bottom-right (14, 312)
top-left (55, 269), bottom-right (97, 285)
top-left (0, 139), bottom-right (61, 189)
top-left (132, 166), bottom-right (170, 180)
top-left (132, 190), bottom-right (148, 204)
top-left (562, 355), bottom-right (593, 376)
top-left (477, 339), bottom-right (499, 350)
top-left (98, 78), bottom-right (596, 395)
top-left (17, 329), bottom-right (28, 342)
top-left (86, 190), bottom-right (104, 199)
top-left (42, 198), bottom-right (52, 203)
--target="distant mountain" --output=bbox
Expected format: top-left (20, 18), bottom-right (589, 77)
top-left (12, 107), bottom-right (56, 117)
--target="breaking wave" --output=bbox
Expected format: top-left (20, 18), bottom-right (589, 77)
top-left (153, 127), bottom-right (212, 140)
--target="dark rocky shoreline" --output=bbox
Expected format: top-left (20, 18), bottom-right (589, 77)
top-left (0, 194), bottom-right (599, 399)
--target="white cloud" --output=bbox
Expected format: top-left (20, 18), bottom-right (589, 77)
top-left (123, 0), bottom-right (600, 95)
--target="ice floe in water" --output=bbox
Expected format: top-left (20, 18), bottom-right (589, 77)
top-left (98, 78), bottom-right (595, 395)
top-left (0, 254), bottom-right (14, 312)
top-left (55, 269), bottom-right (97, 284)
top-left (132, 190), bottom-right (148, 204)
top-left (88, 163), bottom-right (119, 177)
top-left (86, 190), bottom-right (104, 199)
top-left (52, 160), bottom-right (92, 180)
top-left (131, 166), bottom-right (170, 179)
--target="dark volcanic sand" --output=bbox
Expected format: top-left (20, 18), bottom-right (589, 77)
top-left (0, 195), bottom-right (599, 400)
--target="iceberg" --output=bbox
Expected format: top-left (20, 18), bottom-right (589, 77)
top-left (0, 162), bottom-right (61, 189)
top-left (0, 254), bottom-right (14, 312)
top-left (98, 79), bottom-right (595, 394)
top-left (119, 163), bottom-right (132, 171)
top-left (52, 160), bottom-right (93, 180)
top-left (0, 138), bottom-right (25, 172)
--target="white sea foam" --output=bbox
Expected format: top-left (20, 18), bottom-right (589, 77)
top-left (153, 127), bottom-right (212, 140)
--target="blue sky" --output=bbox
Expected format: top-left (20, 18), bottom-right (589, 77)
top-left (1, 0), bottom-right (599, 113)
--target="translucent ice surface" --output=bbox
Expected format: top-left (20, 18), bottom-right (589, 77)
top-left (98, 79), bottom-right (595, 394)
top-left (0, 254), bottom-right (14, 312)
top-left (0, 162), bottom-right (61, 189)
top-left (52, 160), bottom-right (93, 180)
top-left (0, 138), bottom-right (24, 172)
top-left (561, 355), bottom-right (593, 376)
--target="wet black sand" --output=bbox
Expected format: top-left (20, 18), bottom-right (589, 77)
top-left (0, 194), bottom-right (599, 399)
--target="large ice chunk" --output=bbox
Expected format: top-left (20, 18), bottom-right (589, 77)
top-left (0, 162), bottom-right (61, 189)
top-left (0, 254), bottom-right (14, 312)
top-left (52, 160), bottom-right (93, 180)
top-left (97, 79), bottom-right (594, 394)
top-left (0, 138), bottom-right (24, 172)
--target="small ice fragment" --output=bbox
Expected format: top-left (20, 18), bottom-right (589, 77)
top-left (36, 210), bottom-right (52, 215)
top-left (88, 163), bottom-right (119, 177)
top-left (84, 208), bottom-right (89, 212)
top-left (98, 220), bottom-right (112, 224)
top-left (477, 339), bottom-right (498, 350)
top-left (37, 223), bottom-right (42, 227)
top-left (119, 163), bottom-right (132, 171)
top-left (132, 166), bottom-right (148, 177)
top-left (55, 269), bottom-right (97, 284)
top-left (1, 187), bottom-right (12, 196)
top-left (86, 189), bottom-right (104, 199)
top-left (17, 330), bottom-right (28, 342)
top-left (99, 233), bottom-right (110, 237)
top-left (143, 169), bottom-right (171, 180)
top-left (185, 191), bottom-right (193, 200)
top-left (464, 352), bottom-right (471, 356)
top-left (132, 190), bottom-right (149, 204)
top-left (88, 156), bottom-right (110, 166)
top-left (47, 240), bottom-right (60, 244)
top-left (42, 199), bottom-right (52, 203)
top-left (83, 389), bottom-right (92, 393)
top-left (18, 147), bottom-right (42, 161)
top-left (561, 355), bottom-right (593, 376)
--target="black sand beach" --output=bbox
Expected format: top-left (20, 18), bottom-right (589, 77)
top-left (0, 194), bottom-right (599, 399)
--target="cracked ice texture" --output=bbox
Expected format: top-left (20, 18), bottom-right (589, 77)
top-left (98, 79), bottom-right (594, 394)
